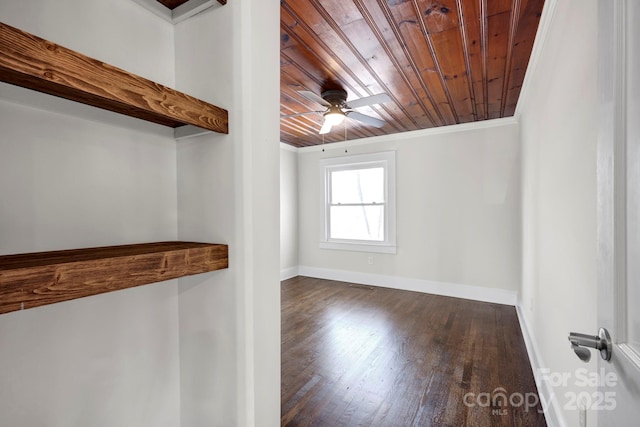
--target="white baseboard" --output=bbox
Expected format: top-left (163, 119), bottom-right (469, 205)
top-left (296, 265), bottom-right (518, 306)
top-left (280, 266), bottom-right (299, 281)
top-left (515, 305), bottom-right (566, 427)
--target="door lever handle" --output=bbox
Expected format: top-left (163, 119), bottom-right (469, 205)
top-left (568, 328), bottom-right (612, 362)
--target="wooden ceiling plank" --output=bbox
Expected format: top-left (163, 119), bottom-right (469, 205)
top-left (487, 12), bottom-right (511, 80)
top-left (281, 36), bottom-right (398, 137)
top-left (280, 108), bottom-right (322, 133)
top-left (281, 119), bottom-right (322, 138)
top-left (282, 3), bottom-right (380, 97)
top-left (416, 0), bottom-right (459, 33)
top-left (372, 0), bottom-right (446, 127)
top-left (280, 51), bottom-right (328, 101)
top-left (281, 43), bottom-right (331, 86)
top-left (306, 0), bottom-right (422, 130)
top-left (354, 0), bottom-right (435, 127)
top-left (279, 94), bottom-right (321, 121)
top-left (352, 0), bottom-right (439, 128)
top-left (486, 11), bottom-right (511, 118)
top-left (282, 38), bottom-right (368, 112)
top-left (411, 0), bottom-right (461, 124)
top-left (429, 26), bottom-right (475, 121)
top-left (480, 0), bottom-right (489, 120)
top-left (281, 14), bottom-right (361, 95)
top-left (280, 67), bottom-right (325, 136)
top-left (280, 85), bottom-right (324, 119)
top-left (460, 0), bottom-right (486, 119)
top-left (503, 0), bottom-right (544, 115)
top-left (486, 1), bottom-right (514, 123)
top-left (500, 0), bottom-right (521, 117)
top-left (281, 60), bottom-right (381, 142)
top-left (455, 0), bottom-right (478, 121)
top-left (384, 0), bottom-right (457, 125)
top-left (486, 0), bottom-right (513, 17)
top-left (279, 0), bottom-right (544, 146)
top-left (281, 2), bottom-right (411, 134)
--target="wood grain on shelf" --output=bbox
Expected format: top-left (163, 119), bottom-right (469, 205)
top-left (0, 242), bottom-right (228, 315)
top-left (0, 22), bottom-right (228, 134)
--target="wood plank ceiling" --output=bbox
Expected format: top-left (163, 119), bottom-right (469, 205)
top-left (280, 0), bottom-right (545, 147)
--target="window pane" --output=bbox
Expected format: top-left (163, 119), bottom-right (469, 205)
top-left (331, 167), bottom-right (384, 204)
top-left (330, 205), bottom-right (384, 241)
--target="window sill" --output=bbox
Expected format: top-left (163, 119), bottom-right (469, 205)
top-left (319, 241), bottom-right (397, 254)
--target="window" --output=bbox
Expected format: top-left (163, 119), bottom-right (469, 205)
top-left (320, 151), bottom-right (396, 253)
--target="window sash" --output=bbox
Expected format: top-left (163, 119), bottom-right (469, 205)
top-left (329, 166), bottom-right (385, 205)
top-left (319, 151), bottom-right (396, 254)
top-left (328, 204), bottom-right (385, 242)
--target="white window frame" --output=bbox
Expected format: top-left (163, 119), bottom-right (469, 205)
top-left (319, 151), bottom-right (396, 254)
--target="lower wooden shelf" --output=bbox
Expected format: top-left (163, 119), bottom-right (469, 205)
top-left (0, 241), bottom-right (228, 315)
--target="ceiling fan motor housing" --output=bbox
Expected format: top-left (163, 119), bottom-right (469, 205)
top-left (321, 89), bottom-right (348, 107)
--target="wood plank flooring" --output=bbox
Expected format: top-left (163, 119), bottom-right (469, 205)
top-left (281, 276), bottom-right (546, 427)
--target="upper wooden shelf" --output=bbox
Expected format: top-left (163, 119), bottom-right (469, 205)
top-left (0, 241), bottom-right (228, 315)
top-left (0, 22), bottom-right (228, 134)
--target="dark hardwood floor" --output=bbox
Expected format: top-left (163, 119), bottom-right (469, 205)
top-left (281, 276), bottom-right (546, 427)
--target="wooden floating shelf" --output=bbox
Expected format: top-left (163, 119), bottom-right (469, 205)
top-left (0, 22), bottom-right (228, 134)
top-left (0, 241), bottom-right (228, 315)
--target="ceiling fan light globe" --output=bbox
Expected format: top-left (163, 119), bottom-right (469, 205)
top-left (324, 112), bottom-right (345, 126)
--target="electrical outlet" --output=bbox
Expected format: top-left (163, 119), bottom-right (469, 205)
top-left (367, 256), bottom-right (373, 265)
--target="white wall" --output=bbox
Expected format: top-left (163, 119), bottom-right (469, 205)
top-left (296, 120), bottom-right (522, 296)
top-left (174, 6), bottom-right (238, 426)
top-left (518, 1), bottom-right (599, 426)
top-left (0, 1), bottom-right (180, 426)
top-left (175, 1), bottom-right (281, 426)
top-left (0, 0), bottom-right (175, 87)
top-left (280, 144), bottom-right (299, 276)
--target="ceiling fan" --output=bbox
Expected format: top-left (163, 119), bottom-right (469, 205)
top-left (281, 89), bottom-right (392, 135)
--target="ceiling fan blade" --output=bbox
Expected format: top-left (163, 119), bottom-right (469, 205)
top-left (319, 120), bottom-right (333, 135)
top-left (346, 111), bottom-right (386, 128)
top-left (345, 93), bottom-right (392, 109)
top-left (298, 90), bottom-right (331, 107)
top-left (280, 111), bottom-right (322, 119)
